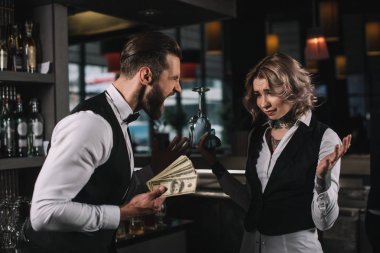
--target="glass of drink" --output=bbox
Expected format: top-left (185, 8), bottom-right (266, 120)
top-left (115, 222), bottom-right (127, 241)
top-left (155, 203), bottom-right (167, 228)
top-left (128, 217), bottom-right (144, 236)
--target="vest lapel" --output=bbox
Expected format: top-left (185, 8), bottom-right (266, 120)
top-left (102, 95), bottom-right (132, 202)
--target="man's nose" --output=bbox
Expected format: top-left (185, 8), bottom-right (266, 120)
top-left (174, 81), bottom-right (182, 93)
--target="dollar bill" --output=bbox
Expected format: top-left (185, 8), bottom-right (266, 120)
top-left (148, 176), bottom-right (198, 197)
top-left (162, 169), bottom-right (196, 179)
top-left (153, 156), bottom-right (193, 179)
top-left (147, 155), bottom-right (198, 197)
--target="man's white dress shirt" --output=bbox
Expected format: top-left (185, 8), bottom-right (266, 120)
top-left (30, 84), bottom-right (153, 232)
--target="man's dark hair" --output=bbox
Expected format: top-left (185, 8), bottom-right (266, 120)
top-left (120, 31), bottom-right (182, 82)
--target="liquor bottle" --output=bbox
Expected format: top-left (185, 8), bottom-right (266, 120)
top-left (7, 24), bottom-right (23, 72)
top-left (27, 98), bottom-right (44, 156)
top-left (0, 85), bottom-right (3, 158)
top-left (7, 24), bottom-right (15, 70)
top-left (0, 86), bottom-right (16, 157)
top-left (24, 21), bottom-right (37, 73)
top-left (0, 26), bottom-right (8, 71)
top-left (15, 94), bottom-right (28, 157)
top-left (9, 84), bottom-right (16, 112)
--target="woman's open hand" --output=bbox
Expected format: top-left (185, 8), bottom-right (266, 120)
top-left (316, 134), bottom-right (352, 178)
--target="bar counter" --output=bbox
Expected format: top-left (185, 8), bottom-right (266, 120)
top-left (116, 218), bottom-right (193, 253)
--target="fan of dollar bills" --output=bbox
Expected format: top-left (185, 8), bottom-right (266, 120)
top-left (146, 155), bottom-right (198, 197)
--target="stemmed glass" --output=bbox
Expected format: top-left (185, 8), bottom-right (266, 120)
top-left (0, 197), bottom-right (18, 250)
top-left (188, 87), bottom-right (221, 149)
top-left (0, 196), bottom-right (30, 251)
top-left (156, 203), bottom-right (167, 228)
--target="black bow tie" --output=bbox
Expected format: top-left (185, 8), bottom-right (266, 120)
top-left (123, 112), bottom-right (140, 124)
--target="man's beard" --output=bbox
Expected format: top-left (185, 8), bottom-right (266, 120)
top-left (142, 83), bottom-right (166, 120)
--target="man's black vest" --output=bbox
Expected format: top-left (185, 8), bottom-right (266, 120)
top-left (244, 114), bottom-right (328, 235)
top-left (27, 92), bottom-right (131, 253)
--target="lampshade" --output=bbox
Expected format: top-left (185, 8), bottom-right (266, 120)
top-left (306, 60), bottom-right (319, 74)
top-left (365, 21), bottom-right (380, 56)
top-left (104, 52), bottom-right (120, 73)
top-left (305, 0), bottom-right (330, 61)
top-left (304, 28), bottom-right (329, 61)
top-left (335, 55), bottom-right (346, 79)
top-left (181, 49), bottom-right (200, 80)
top-left (266, 33), bottom-right (279, 56)
top-left (205, 21), bottom-right (222, 54)
top-left (319, 1), bottom-right (339, 42)
top-left (181, 63), bottom-right (198, 80)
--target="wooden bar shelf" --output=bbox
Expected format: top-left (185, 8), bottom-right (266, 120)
top-left (0, 71), bottom-right (54, 83)
top-left (0, 156), bottom-right (46, 170)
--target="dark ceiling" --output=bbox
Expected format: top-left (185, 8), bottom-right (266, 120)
top-left (54, 0), bottom-right (237, 44)
top-left (26, 0), bottom-right (380, 45)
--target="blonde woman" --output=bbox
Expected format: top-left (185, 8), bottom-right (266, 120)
top-left (198, 53), bottom-right (351, 253)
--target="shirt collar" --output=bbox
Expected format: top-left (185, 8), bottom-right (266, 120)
top-left (298, 110), bottom-right (312, 126)
top-left (105, 84), bottom-right (135, 124)
top-left (262, 110), bottom-right (312, 127)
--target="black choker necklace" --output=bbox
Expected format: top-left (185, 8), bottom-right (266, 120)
top-left (269, 110), bottom-right (296, 129)
top-left (270, 119), bottom-right (296, 129)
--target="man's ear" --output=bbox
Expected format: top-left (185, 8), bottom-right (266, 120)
top-left (139, 67), bottom-right (152, 85)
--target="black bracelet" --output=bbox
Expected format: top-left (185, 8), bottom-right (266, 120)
top-left (210, 161), bottom-right (227, 179)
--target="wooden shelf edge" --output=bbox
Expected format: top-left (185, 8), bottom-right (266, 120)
top-left (0, 71), bottom-right (54, 83)
top-left (0, 157), bottom-right (46, 170)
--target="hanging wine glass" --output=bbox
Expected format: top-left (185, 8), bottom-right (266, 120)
top-left (188, 87), bottom-right (221, 149)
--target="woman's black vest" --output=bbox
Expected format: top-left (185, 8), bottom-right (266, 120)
top-left (244, 114), bottom-right (328, 235)
top-left (26, 92), bottom-right (131, 253)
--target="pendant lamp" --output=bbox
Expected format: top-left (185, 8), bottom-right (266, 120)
top-left (319, 0), bottom-right (339, 42)
top-left (305, 0), bottom-right (329, 61)
top-left (265, 21), bottom-right (279, 56)
top-left (266, 33), bottom-right (279, 56)
top-left (104, 52), bottom-right (120, 73)
top-left (366, 21), bottom-right (380, 56)
top-left (180, 49), bottom-right (201, 80)
top-left (206, 21), bottom-right (222, 55)
top-left (335, 55), bottom-right (346, 79)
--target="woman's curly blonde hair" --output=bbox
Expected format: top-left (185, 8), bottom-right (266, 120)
top-left (243, 53), bottom-right (317, 122)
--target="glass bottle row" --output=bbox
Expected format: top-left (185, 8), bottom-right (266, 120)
top-left (0, 84), bottom-right (44, 158)
top-left (0, 20), bottom-right (38, 73)
top-left (0, 0), bottom-right (39, 73)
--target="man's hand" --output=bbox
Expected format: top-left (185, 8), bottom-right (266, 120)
top-left (151, 135), bottom-right (189, 175)
top-left (120, 186), bottom-right (167, 221)
top-left (316, 134), bottom-right (352, 178)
